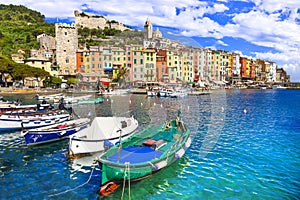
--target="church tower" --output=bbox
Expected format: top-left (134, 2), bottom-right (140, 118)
top-left (144, 18), bottom-right (153, 40)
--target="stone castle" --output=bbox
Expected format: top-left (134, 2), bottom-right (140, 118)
top-left (74, 10), bottom-right (131, 31)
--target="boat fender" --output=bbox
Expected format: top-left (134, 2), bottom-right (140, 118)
top-left (100, 181), bottom-right (120, 196)
top-left (104, 140), bottom-right (114, 150)
top-left (185, 137), bottom-right (192, 148)
top-left (175, 148), bottom-right (185, 159)
top-left (154, 160), bottom-right (167, 170)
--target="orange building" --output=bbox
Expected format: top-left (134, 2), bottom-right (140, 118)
top-left (156, 49), bottom-right (167, 82)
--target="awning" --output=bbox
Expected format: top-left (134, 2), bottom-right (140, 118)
top-left (100, 78), bottom-right (110, 86)
top-left (104, 67), bottom-right (113, 72)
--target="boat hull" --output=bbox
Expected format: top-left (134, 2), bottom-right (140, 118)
top-left (98, 119), bottom-right (191, 187)
top-left (100, 136), bottom-right (191, 185)
top-left (0, 110), bottom-right (70, 131)
top-left (69, 132), bottom-right (134, 157)
top-left (68, 117), bottom-right (139, 157)
top-left (22, 118), bottom-right (90, 146)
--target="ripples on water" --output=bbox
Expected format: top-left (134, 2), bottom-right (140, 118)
top-left (0, 90), bottom-right (299, 199)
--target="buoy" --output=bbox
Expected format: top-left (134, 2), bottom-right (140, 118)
top-left (222, 107), bottom-right (224, 112)
top-left (100, 182), bottom-right (120, 196)
top-left (243, 109), bottom-right (247, 114)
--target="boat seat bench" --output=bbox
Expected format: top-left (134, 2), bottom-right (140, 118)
top-left (142, 139), bottom-right (167, 150)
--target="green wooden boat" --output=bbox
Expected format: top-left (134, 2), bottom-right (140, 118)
top-left (77, 97), bottom-right (104, 104)
top-left (97, 115), bottom-right (191, 196)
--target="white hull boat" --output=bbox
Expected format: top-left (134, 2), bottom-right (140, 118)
top-left (68, 116), bottom-right (138, 158)
top-left (0, 110), bottom-right (70, 131)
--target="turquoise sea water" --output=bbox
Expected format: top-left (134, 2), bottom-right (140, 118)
top-left (0, 89), bottom-right (299, 199)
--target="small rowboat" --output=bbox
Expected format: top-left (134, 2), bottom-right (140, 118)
top-left (21, 118), bottom-right (90, 146)
top-left (0, 109), bottom-right (70, 131)
top-left (96, 114), bottom-right (191, 196)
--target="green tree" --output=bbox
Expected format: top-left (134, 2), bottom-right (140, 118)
top-left (50, 76), bottom-right (62, 85)
top-left (66, 77), bottom-right (78, 85)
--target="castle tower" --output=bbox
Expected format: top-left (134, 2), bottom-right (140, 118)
top-left (55, 23), bottom-right (78, 77)
top-left (144, 18), bottom-right (153, 40)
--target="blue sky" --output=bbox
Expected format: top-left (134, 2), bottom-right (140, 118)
top-left (1, 0), bottom-right (300, 81)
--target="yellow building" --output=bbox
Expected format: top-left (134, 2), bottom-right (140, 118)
top-left (180, 50), bottom-right (189, 82)
top-left (167, 50), bottom-right (179, 83)
top-left (143, 49), bottom-right (157, 82)
top-left (24, 57), bottom-right (56, 87)
top-left (111, 47), bottom-right (126, 80)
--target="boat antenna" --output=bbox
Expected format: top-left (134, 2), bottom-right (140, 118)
top-left (117, 129), bottom-right (122, 162)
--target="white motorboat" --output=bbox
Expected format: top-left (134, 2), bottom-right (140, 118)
top-left (68, 116), bottom-right (138, 158)
top-left (0, 109), bottom-right (70, 131)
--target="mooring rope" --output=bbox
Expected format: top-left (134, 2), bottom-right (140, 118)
top-left (48, 165), bottom-right (95, 197)
top-left (121, 162), bottom-right (131, 200)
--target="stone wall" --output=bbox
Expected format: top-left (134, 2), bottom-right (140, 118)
top-left (55, 23), bottom-right (78, 76)
top-left (74, 10), bottom-right (130, 31)
top-left (37, 33), bottom-right (56, 50)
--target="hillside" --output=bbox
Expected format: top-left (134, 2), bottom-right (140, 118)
top-left (0, 4), bottom-right (143, 56)
top-left (0, 4), bottom-right (55, 56)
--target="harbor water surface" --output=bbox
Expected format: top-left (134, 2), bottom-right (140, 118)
top-left (0, 89), bottom-right (299, 199)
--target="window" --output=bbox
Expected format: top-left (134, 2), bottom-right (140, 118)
top-left (65, 32), bottom-right (67, 35)
top-left (140, 59), bottom-right (143, 64)
top-left (134, 59), bottom-right (137, 64)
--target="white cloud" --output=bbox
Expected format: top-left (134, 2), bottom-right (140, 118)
top-left (1, 0), bottom-right (300, 81)
top-left (216, 40), bottom-right (228, 46)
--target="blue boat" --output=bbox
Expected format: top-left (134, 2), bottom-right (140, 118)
top-left (21, 118), bottom-right (90, 146)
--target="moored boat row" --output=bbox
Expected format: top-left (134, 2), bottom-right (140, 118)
top-left (0, 93), bottom-right (192, 198)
